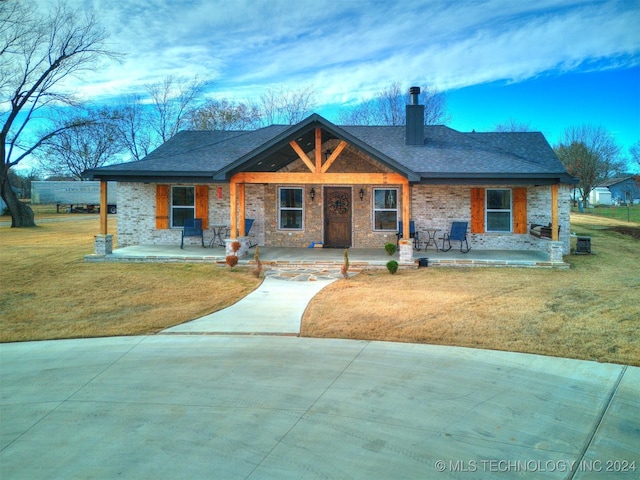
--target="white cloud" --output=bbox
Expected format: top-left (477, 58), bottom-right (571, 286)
top-left (38, 0), bottom-right (640, 105)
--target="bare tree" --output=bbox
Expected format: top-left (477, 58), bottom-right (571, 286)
top-left (630, 140), bottom-right (640, 171)
top-left (114, 77), bottom-right (206, 162)
top-left (187, 99), bottom-right (261, 130)
top-left (146, 75), bottom-right (206, 142)
top-left (338, 82), bottom-right (449, 126)
top-left (259, 85), bottom-right (315, 125)
top-left (1, 0), bottom-right (118, 226)
top-left (554, 125), bottom-right (624, 206)
top-left (113, 94), bottom-right (153, 162)
top-left (494, 118), bottom-right (532, 132)
top-left (36, 107), bottom-right (125, 179)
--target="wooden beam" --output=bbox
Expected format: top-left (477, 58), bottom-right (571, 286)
top-left (402, 182), bottom-right (411, 239)
top-left (100, 180), bottom-right (108, 234)
top-left (289, 140), bottom-right (316, 173)
top-left (238, 183), bottom-right (246, 236)
top-left (229, 179), bottom-right (237, 240)
top-left (232, 171), bottom-right (407, 185)
top-left (315, 128), bottom-right (322, 172)
top-left (320, 140), bottom-right (347, 173)
top-left (551, 184), bottom-right (559, 241)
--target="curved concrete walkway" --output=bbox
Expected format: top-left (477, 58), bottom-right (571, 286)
top-left (163, 268), bottom-right (344, 335)
top-left (1, 336), bottom-right (637, 479)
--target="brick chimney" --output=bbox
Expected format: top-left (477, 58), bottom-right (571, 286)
top-left (406, 86), bottom-right (424, 145)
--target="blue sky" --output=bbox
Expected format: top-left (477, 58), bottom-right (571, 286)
top-left (38, 0), bottom-right (640, 169)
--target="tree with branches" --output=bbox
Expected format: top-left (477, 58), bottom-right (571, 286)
top-left (554, 125), bottom-right (624, 206)
top-left (36, 107), bottom-right (125, 180)
top-left (187, 99), bottom-right (262, 131)
top-left (113, 76), bottom-right (205, 162)
top-left (1, 0), bottom-right (118, 226)
top-left (338, 82), bottom-right (449, 126)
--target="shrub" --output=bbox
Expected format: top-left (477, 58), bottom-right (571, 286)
top-left (341, 248), bottom-right (350, 279)
top-left (225, 255), bottom-right (238, 269)
top-left (231, 241), bottom-right (241, 253)
top-left (384, 242), bottom-right (397, 256)
top-left (253, 246), bottom-right (262, 278)
top-left (386, 260), bottom-right (399, 274)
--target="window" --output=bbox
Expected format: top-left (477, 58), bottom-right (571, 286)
top-left (171, 186), bottom-right (195, 228)
top-left (373, 188), bottom-right (398, 230)
top-left (486, 189), bottom-right (511, 232)
top-left (279, 187), bottom-right (303, 229)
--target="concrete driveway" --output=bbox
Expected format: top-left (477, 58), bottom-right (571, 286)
top-left (1, 335), bottom-right (638, 479)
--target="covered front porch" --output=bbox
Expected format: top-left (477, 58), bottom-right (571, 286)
top-left (85, 244), bottom-right (568, 268)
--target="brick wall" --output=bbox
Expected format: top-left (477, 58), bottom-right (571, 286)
top-left (117, 181), bottom-right (570, 254)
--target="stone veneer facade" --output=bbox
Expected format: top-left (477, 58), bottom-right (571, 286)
top-left (115, 181), bottom-right (571, 255)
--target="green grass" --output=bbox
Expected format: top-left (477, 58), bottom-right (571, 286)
top-left (572, 204), bottom-right (640, 223)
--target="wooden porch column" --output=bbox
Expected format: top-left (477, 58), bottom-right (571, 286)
top-left (229, 179), bottom-right (237, 239)
top-left (238, 183), bottom-right (246, 236)
top-left (551, 184), bottom-right (559, 241)
top-left (402, 181), bottom-right (411, 239)
top-left (100, 180), bottom-right (108, 234)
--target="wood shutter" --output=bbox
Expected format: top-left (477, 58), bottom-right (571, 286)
top-left (470, 188), bottom-right (485, 233)
top-left (512, 187), bottom-right (527, 234)
top-left (155, 185), bottom-right (169, 229)
top-left (195, 185), bottom-right (209, 229)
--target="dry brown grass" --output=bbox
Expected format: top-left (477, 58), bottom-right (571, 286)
top-left (302, 214), bottom-right (640, 366)
top-left (2, 210), bottom-right (638, 366)
top-left (0, 213), bottom-right (260, 342)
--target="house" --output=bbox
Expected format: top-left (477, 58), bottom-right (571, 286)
top-left (598, 177), bottom-right (640, 205)
top-left (84, 87), bottom-right (576, 264)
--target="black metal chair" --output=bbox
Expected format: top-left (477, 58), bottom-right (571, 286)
top-left (441, 221), bottom-right (470, 253)
top-left (180, 218), bottom-right (205, 249)
top-left (396, 221), bottom-right (420, 250)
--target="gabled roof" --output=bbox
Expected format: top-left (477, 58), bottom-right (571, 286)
top-left (85, 113), bottom-right (575, 184)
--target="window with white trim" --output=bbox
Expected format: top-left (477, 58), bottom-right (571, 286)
top-left (171, 186), bottom-right (195, 228)
top-left (486, 189), bottom-right (512, 232)
top-left (373, 188), bottom-right (398, 230)
top-left (279, 187), bottom-right (303, 230)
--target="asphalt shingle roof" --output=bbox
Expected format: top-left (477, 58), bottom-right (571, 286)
top-left (86, 114), bottom-right (573, 183)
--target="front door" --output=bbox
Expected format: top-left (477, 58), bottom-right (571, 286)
top-left (324, 187), bottom-right (352, 248)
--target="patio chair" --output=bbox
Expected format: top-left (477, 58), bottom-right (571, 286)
top-left (180, 218), bottom-right (205, 249)
top-left (245, 218), bottom-right (257, 248)
top-left (441, 221), bottom-right (470, 253)
top-left (396, 221), bottom-right (420, 250)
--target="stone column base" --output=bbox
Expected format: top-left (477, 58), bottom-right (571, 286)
top-left (398, 238), bottom-right (414, 263)
top-left (94, 234), bottom-right (113, 255)
top-left (547, 241), bottom-right (564, 262)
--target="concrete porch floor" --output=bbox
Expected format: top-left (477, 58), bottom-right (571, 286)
top-left (85, 244), bottom-right (568, 268)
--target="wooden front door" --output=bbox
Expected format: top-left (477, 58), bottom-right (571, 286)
top-left (324, 187), bottom-right (352, 248)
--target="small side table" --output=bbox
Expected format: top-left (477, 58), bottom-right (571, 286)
top-left (208, 225), bottom-right (228, 247)
top-left (422, 228), bottom-right (440, 251)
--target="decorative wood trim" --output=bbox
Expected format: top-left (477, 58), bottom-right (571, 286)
top-left (512, 187), bottom-right (527, 234)
top-left (195, 185), bottom-right (209, 230)
top-left (155, 185), bottom-right (169, 229)
top-left (289, 140), bottom-right (316, 173)
top-left (320, 140), bottom-right (347, 173)
top-left (232, 171), bottom-right (407, 185)
top-left (315, 128), bottom-right (322, 172)
top-left (470, 187), bottom-right (485, 233)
